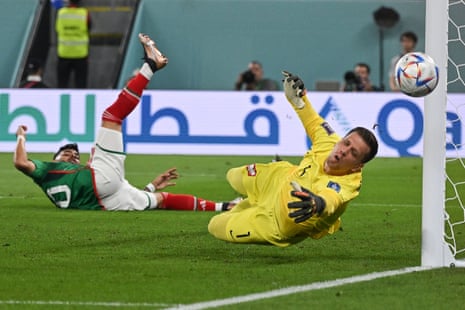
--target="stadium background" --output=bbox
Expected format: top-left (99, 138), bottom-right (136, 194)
top-left (1, 1), bottom-right (465, 308)
top-left (2, 0), bottom-right (464, 159)
top-left (2, 0), bottom-right (428, 91)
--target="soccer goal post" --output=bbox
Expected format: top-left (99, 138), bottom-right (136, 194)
top-left (422, 0), bottom-right (465, 268)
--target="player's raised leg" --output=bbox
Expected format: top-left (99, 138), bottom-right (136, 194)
top-left (88, 32), bottom-right (168, 166)
top-left (101, 33), bottom-right (168, 132)
top-left (89, 33), bottom-right (168, 196)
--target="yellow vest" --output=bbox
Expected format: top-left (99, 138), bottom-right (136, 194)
top-left (56, 7), bottom-right (89, 58)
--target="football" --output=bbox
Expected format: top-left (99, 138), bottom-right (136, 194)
top-left (394, 52), bottom-right (439, 97)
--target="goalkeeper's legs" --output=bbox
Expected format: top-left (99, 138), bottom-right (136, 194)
top-left (226, 167), bottom-right (247, 195)
top-left (226, 161), bottom-right (291, 198)
top-left (208, 206), bottom-right (270, 244)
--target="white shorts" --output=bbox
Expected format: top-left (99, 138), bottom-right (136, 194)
top-left (90, 127), bottom-right (157, 211)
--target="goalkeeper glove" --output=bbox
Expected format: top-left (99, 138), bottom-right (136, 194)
top-left (282, 71), bottom-right (306, 109)
top-left (288, 181), bottom-right (326, 223)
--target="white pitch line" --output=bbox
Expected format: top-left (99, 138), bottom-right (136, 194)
top-left (167, 266), bottom-right (433, 310)
top-left (0, 266), bottom-right (434, 309)
top-left (0, 300), bottom-right (174, 308)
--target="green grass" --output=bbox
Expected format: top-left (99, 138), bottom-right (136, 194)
top-left (1, 153), bottom-right (465, 309)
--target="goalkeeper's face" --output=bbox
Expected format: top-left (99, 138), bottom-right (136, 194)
top-left (325, 132), bottom-right (370, 175)
top-left (54, 149), bottom-right (81, 164)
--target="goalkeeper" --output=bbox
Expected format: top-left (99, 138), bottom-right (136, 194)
top-left (208, 71), bottom-right (378, 246)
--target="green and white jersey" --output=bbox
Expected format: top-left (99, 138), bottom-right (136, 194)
top-left (29, 160), bottom-right (103, 210)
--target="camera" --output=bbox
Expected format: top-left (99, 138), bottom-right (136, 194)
top-left (343, 71), bottom-right (362, 91)
top-left (242, 70), bottom-right (256, 84)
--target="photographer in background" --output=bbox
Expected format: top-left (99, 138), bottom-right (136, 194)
top-left (234, 61), bottom-right (279, 91)
top-left (342, 63), bottom-right (379, 92)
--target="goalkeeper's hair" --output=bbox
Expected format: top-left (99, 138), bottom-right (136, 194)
top-left (53, 143), bottom-right (80, 160)
top-left (345, 127), bottom-right (378, 163)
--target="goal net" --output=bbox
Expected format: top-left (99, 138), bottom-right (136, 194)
top-left (422, 0), bottom-right (465, 267)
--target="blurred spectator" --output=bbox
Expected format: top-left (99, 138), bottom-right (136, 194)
top-left (50, 0), bottom-right (65, 9)
top-left (388, 31), bottom-right (418, 91)
top-left (55, 0), bottom-right (92, 88)
top-left (342, 63), bottom-right (379, 92)
top-left (235, 61), bottom-right (279, 91)
top-left (19, 59), bottom-right (49, 88)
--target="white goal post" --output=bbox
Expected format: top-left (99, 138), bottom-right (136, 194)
top-left (422, 0), bottom-right (465, 268)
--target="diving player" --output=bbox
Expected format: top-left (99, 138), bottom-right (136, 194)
top-left (13, 33), bottom-right (228, 212)
top-left (208, 71), bottom-right (379, 246)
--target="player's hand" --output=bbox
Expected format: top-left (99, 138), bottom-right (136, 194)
top-left (152, 167), bottom-right (179, 190)
top-left (16, 125), bottom-right (27, 138)
top-left (282, 71), bottom-right (306, 109)
top-left (288, 181), bottom-right (326, 223)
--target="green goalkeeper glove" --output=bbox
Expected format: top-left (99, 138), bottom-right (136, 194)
top-left (288, 181), bottom-right (326, 223)
top-left (282, 71), bottom-right (306, 109)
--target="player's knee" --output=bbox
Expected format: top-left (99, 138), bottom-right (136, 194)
top-left (207, 216), bottom-right (220, 236)
top-left (207, 218), bottom-right (215, 235)
top-left (208, 215), bottom-right (228, 241)
top-left (226, 167), bottom-right (246, 195)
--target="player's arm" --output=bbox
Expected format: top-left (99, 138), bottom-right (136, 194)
top-left (13, 125), bottom-right (36, 175)
top-left (143, 167), bottom-right (179, 192)
top-left (287, 181), bottom-right (343, 225)
top-left (282, 71), bottom-right (327, 143)
top-left (287, 181), bottom-right (326, 223)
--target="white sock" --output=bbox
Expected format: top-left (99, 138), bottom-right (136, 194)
top-left (139, 63), bottom-right (154, 80)
top-left (215, 203), bottom-right (224, 211)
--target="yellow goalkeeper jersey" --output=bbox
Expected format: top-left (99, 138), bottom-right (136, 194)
top-left (250, 97), bottom-right (362, 246)
top-left (208, 96), bottom-right (363, 247)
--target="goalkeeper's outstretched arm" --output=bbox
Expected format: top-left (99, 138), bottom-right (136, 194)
top-left (13, 125), bottom-right (36, 175)
top-left (288, 181), bottom-right (344, 228)
top-left (282, 71), bottom-right (326, 142)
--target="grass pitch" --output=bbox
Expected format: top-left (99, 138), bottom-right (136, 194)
top-left (0, 153), bottom-right (464, 309)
